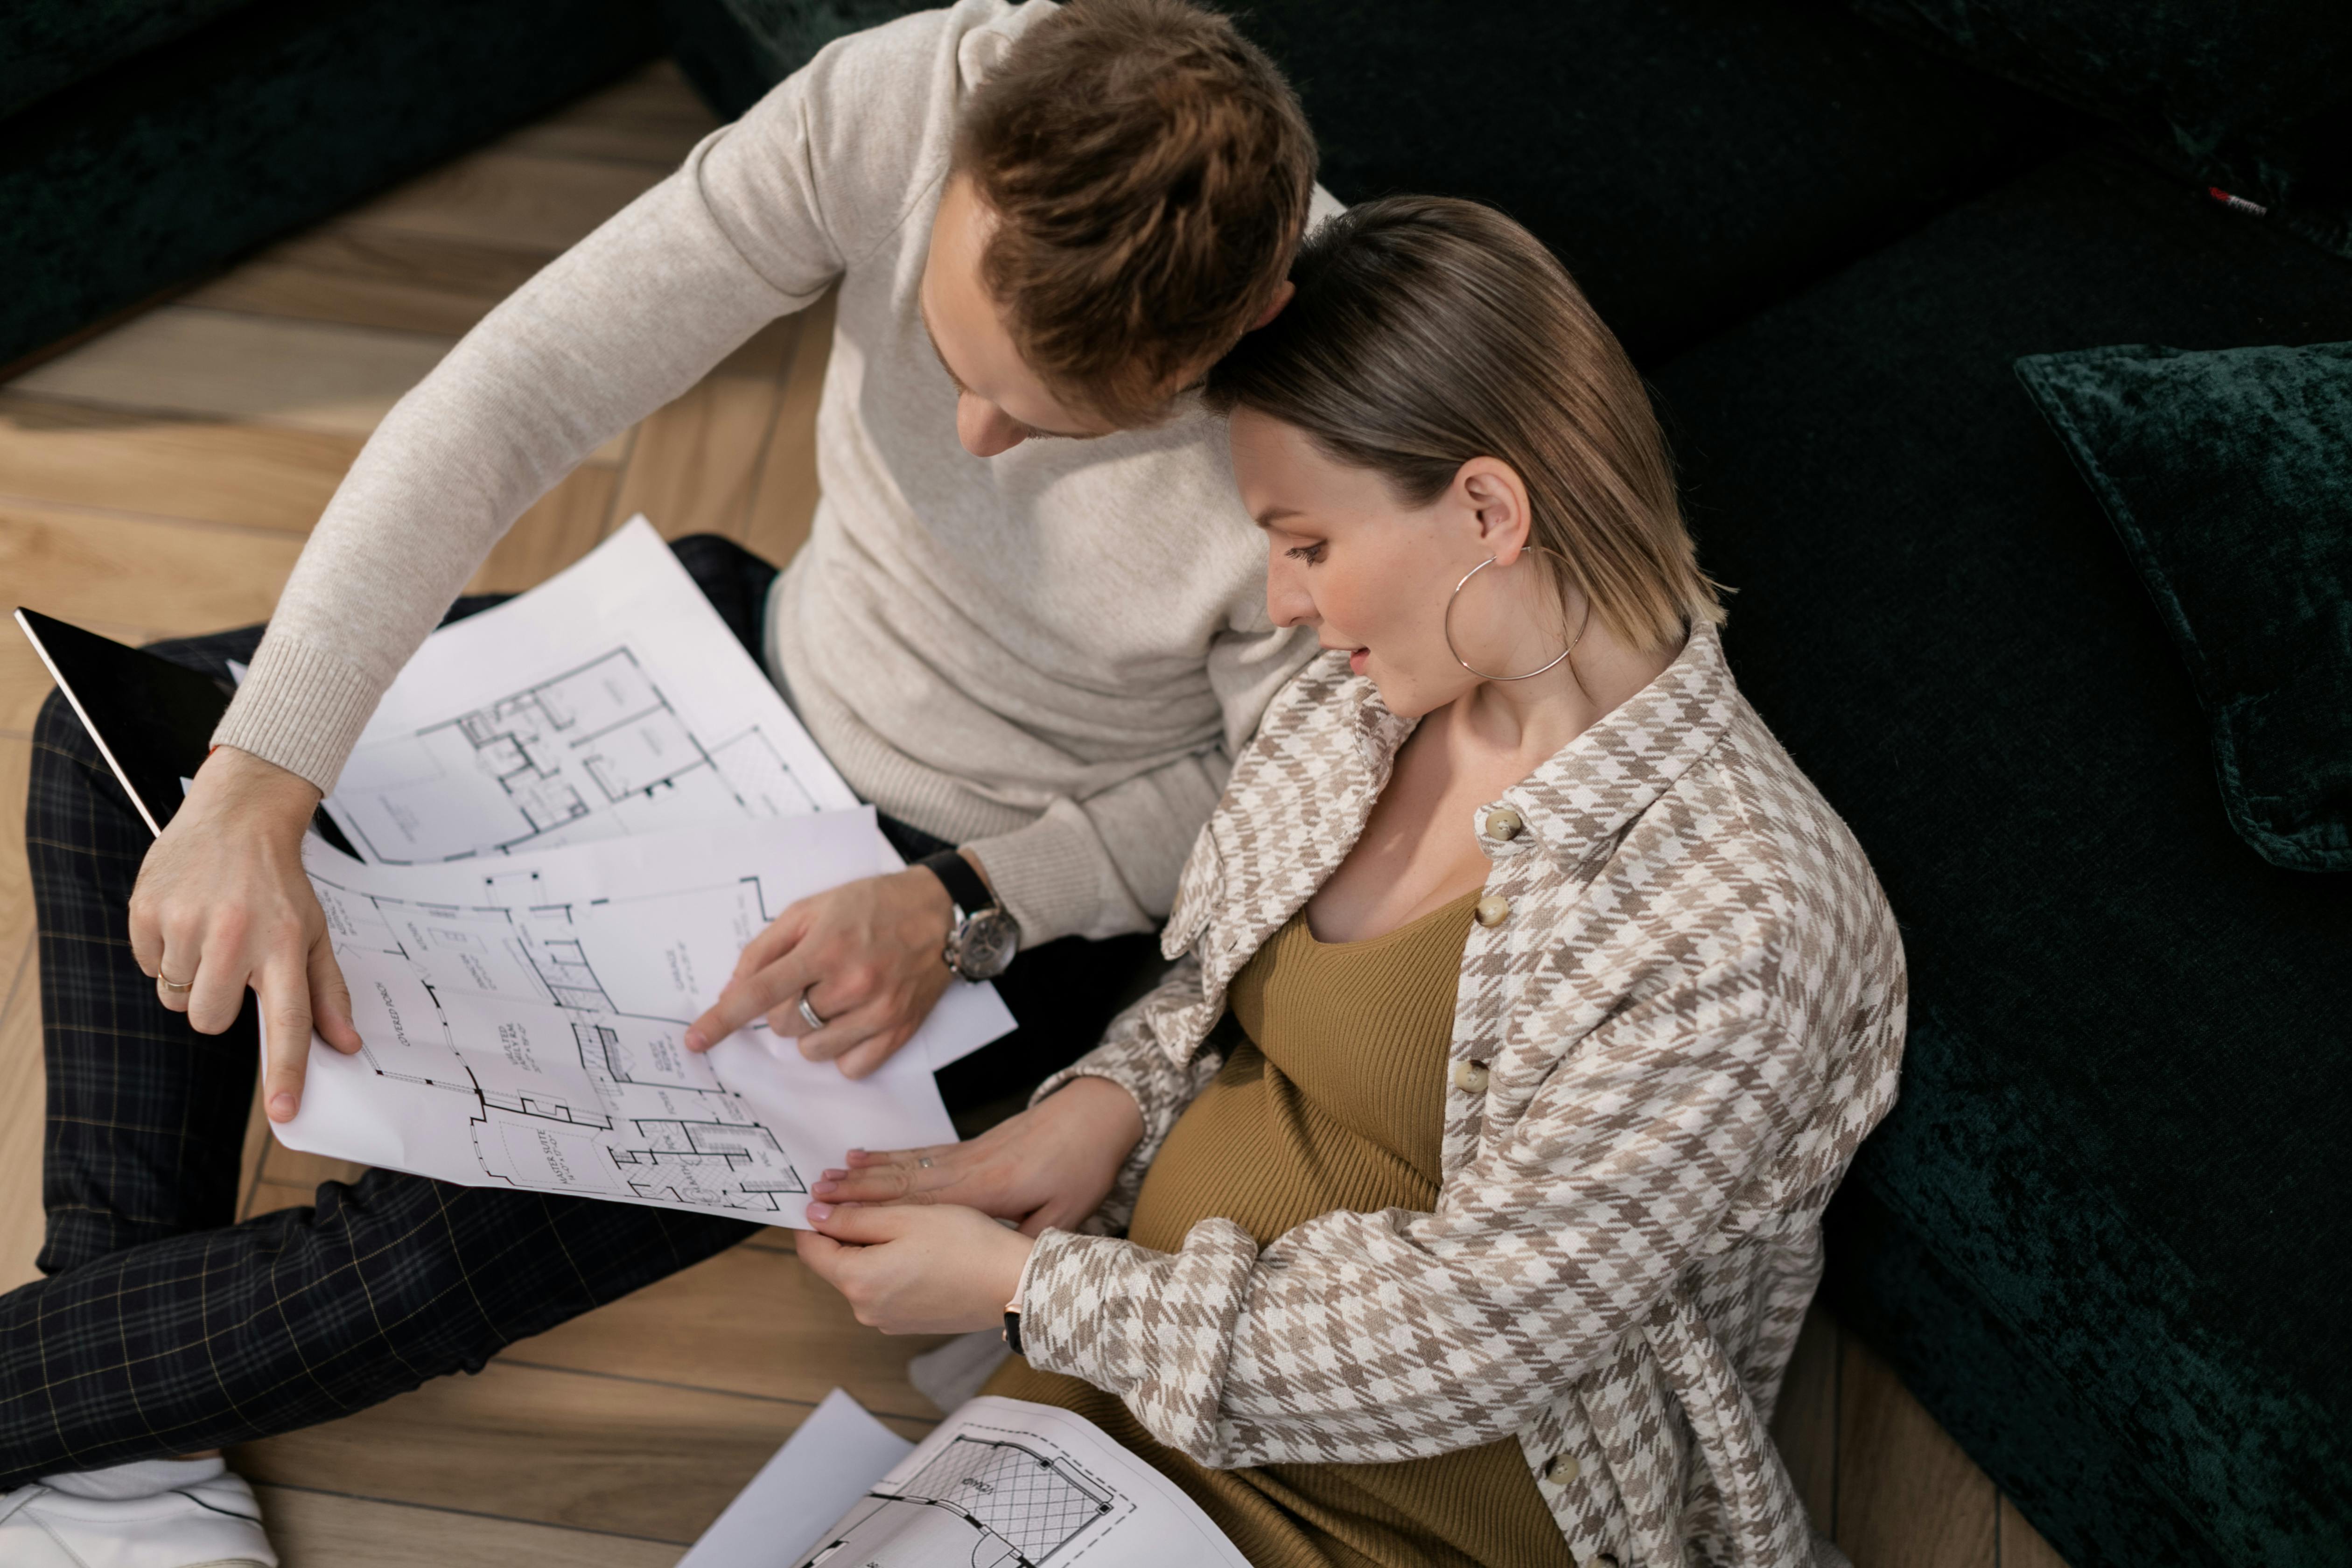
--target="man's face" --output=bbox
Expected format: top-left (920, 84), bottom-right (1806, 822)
top-left (919, 175), bottom-right (1121, 457)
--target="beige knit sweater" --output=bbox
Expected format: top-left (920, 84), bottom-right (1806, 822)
top-left (213, 0), bottom-right (1331, 945)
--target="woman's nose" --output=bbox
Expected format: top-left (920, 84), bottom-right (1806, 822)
top-left (1265, 560), bottom-right (1316, 629)
top-left (957, 392), bottom-right (1030, 458)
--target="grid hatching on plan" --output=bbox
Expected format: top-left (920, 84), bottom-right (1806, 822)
top-left (903, 1437), bottom-right (1114, 1562)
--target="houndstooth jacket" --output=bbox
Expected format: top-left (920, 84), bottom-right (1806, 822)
top-left (1017, 622), bottom-right (1906, 1568)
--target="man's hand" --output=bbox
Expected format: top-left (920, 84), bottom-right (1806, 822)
top-left (811, 1075), bottom-right (1145, 1235)
top-left (796, 1202), bottom-right (1033, 1335)
top-left (684, 864), bottom-right (966, 1078)
top-left (127, 745), bottom-right (362, 1122)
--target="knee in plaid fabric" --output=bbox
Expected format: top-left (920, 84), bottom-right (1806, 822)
top-left (0, 1162), bottom-right (755, 1483)
top-left (28, 639), bottom-right (263, 1274)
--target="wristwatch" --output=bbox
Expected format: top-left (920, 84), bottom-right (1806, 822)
top-left (919, 849), bottom-right (1020, 982)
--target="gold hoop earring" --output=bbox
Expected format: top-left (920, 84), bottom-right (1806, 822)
top-left (1444, 549), bottom-right (1590, 681)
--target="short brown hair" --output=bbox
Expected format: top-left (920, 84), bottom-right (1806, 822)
top-left (956, 0), bottom-right (1316, 426)
top-left (1204, 196), bottom-right (1724, 652)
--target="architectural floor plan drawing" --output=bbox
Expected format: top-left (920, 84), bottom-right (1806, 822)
top-left (744, 1397), bottom-right (1251, 1568)
top-left (277, 813), bottom-right (1015, 1222)
top-left (309, 859), bottom-right (810, 1211)
top-left (803, 1433), bottom-right (1117, 1567)
top-left (323, 518), bottom-right (857, 865)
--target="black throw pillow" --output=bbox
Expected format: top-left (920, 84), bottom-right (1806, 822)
top-left (2016, 340), bottom-right (2352, 872)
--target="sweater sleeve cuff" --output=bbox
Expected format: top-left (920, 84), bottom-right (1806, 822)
top-left (209, 634), bottom-right (383, 796)
top-left (965, 803), bottom-right (1134, 947)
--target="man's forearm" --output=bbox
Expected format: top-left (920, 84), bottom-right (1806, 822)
top-left (212, 142), bottom-right (816, 794)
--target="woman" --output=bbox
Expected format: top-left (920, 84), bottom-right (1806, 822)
top-left (795, 196), bottom-right (1906, 1568)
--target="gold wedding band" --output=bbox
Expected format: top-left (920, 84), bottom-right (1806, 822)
top-left (157, 973), bottom-right (194, 993)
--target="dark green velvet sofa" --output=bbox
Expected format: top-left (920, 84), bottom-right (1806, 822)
top-left (0, 0), bottom-right (669, 371)
top-left (655, 4), bottom-right (2352, 1564)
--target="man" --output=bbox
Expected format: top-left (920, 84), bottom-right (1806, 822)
top-left (0, 1), bottom-right (1332, 1561)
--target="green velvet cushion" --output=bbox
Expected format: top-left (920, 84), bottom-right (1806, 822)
top-left (1843, 0), bottom-right (2352, 259)
top-left (2015, 341), bottom-right (2352, 873)
top-left (0, 0), bottom-right (255, 119)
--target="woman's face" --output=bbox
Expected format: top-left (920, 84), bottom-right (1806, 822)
top-left (1229, 409), bottom-right (1539, 720)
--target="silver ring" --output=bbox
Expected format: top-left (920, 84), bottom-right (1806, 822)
top-left (157, 973), bottom-right (194, 994)
top-left (797, 994), bottom-right (826, 1032)
top-left (918, 1157), bottom-right (934, 1169)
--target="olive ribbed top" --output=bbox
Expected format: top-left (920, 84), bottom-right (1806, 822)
top-left (985, 889), bottom-right (1575, 1568)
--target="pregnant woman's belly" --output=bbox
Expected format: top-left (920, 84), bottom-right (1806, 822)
top-left (984, 893), bottom-right (1573, 1568)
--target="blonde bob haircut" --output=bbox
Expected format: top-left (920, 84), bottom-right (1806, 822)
top-left (1203, 196), bottom-right (1724, 653)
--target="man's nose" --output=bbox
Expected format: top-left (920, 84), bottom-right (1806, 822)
top-left (957, 393), bottom-right (1029, 458)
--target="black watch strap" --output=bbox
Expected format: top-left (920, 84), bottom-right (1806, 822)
top-left (1002, 1309), bottom-right (1024, 1355)
top-left (918, 848), bottom-right (995, 917)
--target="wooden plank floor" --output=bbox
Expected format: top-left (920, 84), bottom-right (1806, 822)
top-left (0, 58), bottom-right (2069, 1568)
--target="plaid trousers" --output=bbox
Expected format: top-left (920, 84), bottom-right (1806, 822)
top-left (2, 535), bottom-right (1151, 1484)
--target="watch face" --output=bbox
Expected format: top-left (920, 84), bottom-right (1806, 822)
top-left (955, 909), bottom-right (1020, 980)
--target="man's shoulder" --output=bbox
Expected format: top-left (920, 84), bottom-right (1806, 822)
top-left (773, 0), bottom-right (1040, 111)
top-left (707, 1), bottom-right (1034, 273)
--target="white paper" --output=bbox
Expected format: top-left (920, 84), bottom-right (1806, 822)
top-left (679, 1390), bottom-right (917, 1568)
top-left (906, 1329), bottom-right (1014, 1414)
top-left (274, 811), bottom-right (1015, 1225)
top-left (323, 518), bottom-right (856, 865)
top-left (783, 1396), bottom-right (1253, 1568)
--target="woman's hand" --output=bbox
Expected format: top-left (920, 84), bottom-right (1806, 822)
top-left (796, 1203), bottom-right (1032, 1334)
top-left (812, 1075), bottom-right (1146, 1235)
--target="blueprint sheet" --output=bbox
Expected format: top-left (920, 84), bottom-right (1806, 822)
top-left (274, 811), bottom-right (1015, 1225)
top-left (684, 1393), bottom-right (1251, 1568)
top-left (322, 516), bottom-right (856, 865)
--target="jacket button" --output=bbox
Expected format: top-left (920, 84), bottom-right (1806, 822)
top-left (1542, 1451), bottom-right (1580, 1484)
top-left (1483, 806), bottom-right (1524, 840)
top-left (1474, 894), bottom-right (1512, 928)
top-left (1449, 1059), bottom-right (1490, 1094)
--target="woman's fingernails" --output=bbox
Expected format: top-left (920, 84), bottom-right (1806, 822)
top-left (806, 1202), bottom-right (833, 1221)
top-left (683, 1029), bottom-right (706, 1051)
top-left (812, 1179), bottom-right (838, 1197)
top-left (267, 1092), bottom-right (296, 1121)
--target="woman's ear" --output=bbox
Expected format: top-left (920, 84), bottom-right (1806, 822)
top-left (1455, 457), bottom-right (1534, 565)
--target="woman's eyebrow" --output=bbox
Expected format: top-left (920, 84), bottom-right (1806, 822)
top-left (1253, 506), bottom-right (1303, 529)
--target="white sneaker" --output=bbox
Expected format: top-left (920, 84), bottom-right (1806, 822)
top-left (0, 1456), bottom-right (277, 1568)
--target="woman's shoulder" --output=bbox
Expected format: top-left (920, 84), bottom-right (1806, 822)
top-left (1241, 650), bottom-right (1406, 772)
top-left (1161, 651), bottom-right (1389, 952)
top-left (1610, 693), bottom-right (1903, 1001)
